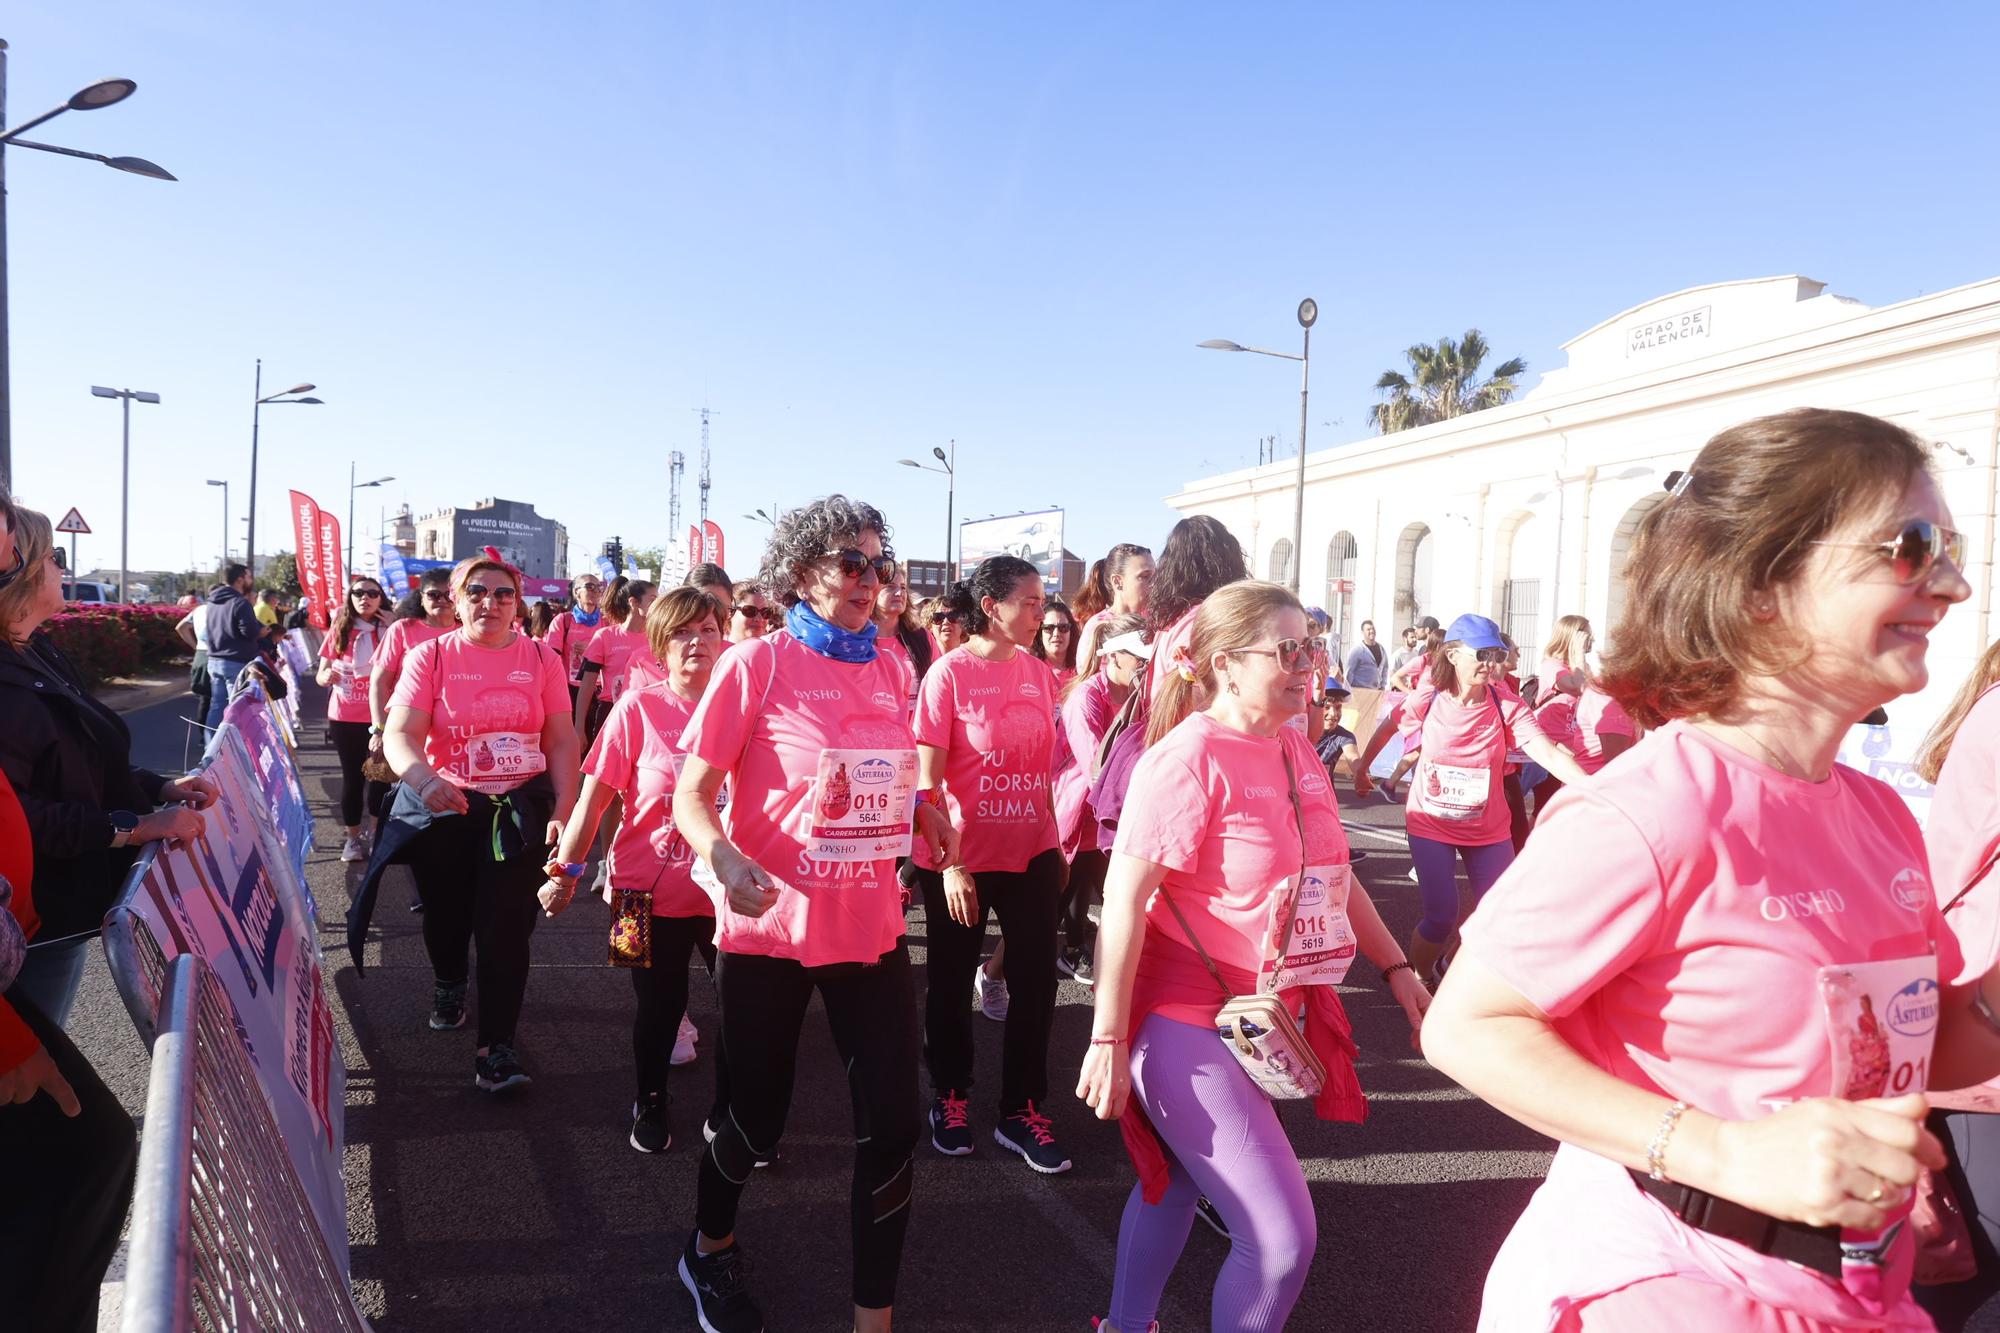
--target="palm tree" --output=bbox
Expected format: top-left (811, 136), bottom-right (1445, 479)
top-left (1369, 330), bottom-right (1527, 434)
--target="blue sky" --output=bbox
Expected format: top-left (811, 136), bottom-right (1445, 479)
top-left (9, 2), bottom-right (1999, 581)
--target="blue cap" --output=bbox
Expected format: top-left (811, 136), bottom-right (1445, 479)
top-left (1445, 613), bottom-right (1507, 651)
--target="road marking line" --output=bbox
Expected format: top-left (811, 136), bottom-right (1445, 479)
top-left (1343, 820), bottom-right (1410, 848)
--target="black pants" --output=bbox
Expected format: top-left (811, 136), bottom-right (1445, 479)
top-left (1915, 1109), bottom-right (2000, 1329)
top-left (406, 811), bottom-right (544, 1047)
top-left (697, 945), bottom-right (920, 1310)
top-left (327, 720), bottom-right (389, 828)
top-left (633, 913), bottom-right (728, 1123)
top-left (916, 847), bottom-right (1063, 1115)
top-left (0, 990), bottom-right (138, 1333)
top-left (1060, 848), bottom-right (1108, 959)
top-left (1504, 773), bottom-right (1530, 852)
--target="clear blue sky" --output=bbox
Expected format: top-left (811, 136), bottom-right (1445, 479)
top-left (9, 2), bottom-right (1999, 582)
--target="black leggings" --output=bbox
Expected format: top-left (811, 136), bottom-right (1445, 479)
top-left (327, 720), bottom-right (388, 828)
top-left (1061, 848), bottom-right (1108, 959)
top-left (697, 945), bottom-right (921, 1310)
top-left (406, 811), bottom-right (544, 1047)
top-left (915, 847), bottom-right (1064, 1114)
top-left (633, 914), bottom-right (728, 1124)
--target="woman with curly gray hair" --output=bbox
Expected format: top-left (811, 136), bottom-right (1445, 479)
top-left (671, 494), bottom-right (958, 1333)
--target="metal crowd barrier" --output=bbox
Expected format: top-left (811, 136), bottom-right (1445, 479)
top-left (121, 946), bottom-right (369, 1332)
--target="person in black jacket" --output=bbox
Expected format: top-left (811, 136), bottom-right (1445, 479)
top-left (202, 562), bottom-right (273, 730)
top-left (0, 506), bottom-right (217, 1025)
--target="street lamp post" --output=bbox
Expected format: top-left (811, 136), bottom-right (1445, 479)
top-left (245, 359), bottom-right (322, 571)
top-left (1199, 298), bottom-right (1318, 594)
top-left (90, 385), bottom-right (160, 604)
top-left (206, 478), bottom-right (228, 567)
top-left (348, 465), bottom-right (393, 578)
top-left (896, 439), bottom-right (956, 574)
top-left (0, 45), bottom-right (174, 492)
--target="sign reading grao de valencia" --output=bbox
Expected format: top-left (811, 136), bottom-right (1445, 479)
top-left (1627, 305), bottom-right (1712, 357)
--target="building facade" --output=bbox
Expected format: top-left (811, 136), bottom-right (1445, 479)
top-left (413, 497), bottom-right (569, 579)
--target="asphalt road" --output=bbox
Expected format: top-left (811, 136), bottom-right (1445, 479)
top-left (75, 685), bottom-right (1554, 1331)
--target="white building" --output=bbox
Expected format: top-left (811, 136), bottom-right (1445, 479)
top-left (1167, 274), bottom-right (2000, 812)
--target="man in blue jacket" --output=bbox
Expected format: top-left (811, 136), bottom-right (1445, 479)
top-left (203, 563), bottom-right (270, 729)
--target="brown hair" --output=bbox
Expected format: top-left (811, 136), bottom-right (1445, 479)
top-left (450, 555), bottom-right (518, 601)
top-left (1916, 639), bottom-right (2000, 783)
top-left (0, 507), bottom-right (54, 640)
top-left (329, 577), bottom-right (389, 656)
top-left (1600, 408), bottom-right (1933, 728)
top-left (607, 577), bottom-right (657, 622)
top-left (1146, 580), bottom-right (1302, 747)
top-left (646, 586), bottom-right (728, 664)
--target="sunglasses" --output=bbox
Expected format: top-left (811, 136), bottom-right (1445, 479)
top-left (463, 583), bottom-right (520, 604)
top-left (733, 603), bottom-right (774, 621)
top-left (0, 539), bottom-right (22, 592)
top-left (1461, 646), bottom-right (1509, 665)
top-left (826, 549), bottom-right (897, 582)
top-left (1226, 636), bottom-right (1324, 671)
top-left (1811, 519), bottom-right (1966, 586)
top-left (930, 611), bottom-right (964, 627)
top-left (351, 587), bottom-right (384, 599)
top-left (1041, 622), bottom-right (1074, 634)
top-left (421, 588), bottom-right (452, 602)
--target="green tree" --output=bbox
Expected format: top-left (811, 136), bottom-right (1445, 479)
top-left (1369, 330), bottom-right (1527, 434)
top-left (257, 551), bottom-right (302, 596)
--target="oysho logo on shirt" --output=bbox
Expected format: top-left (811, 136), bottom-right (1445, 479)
top-left (1889, 867), bottom-right (1930, 913)
top-left (1759, 888), bottom-right (1847, 921)
top-left (506, 669), bottom-right (535, 685)
top-left (968, 685), bottom-right (1002, 698)
top-left (1887, 977), bottom-right (1941, 1038)
top-left (793, 689), bottom-right (844, 702)
top-left (1244, 785), bottom-right (1280, 800)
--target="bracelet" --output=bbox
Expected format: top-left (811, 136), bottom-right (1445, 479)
top-left (1381, 961), bottom-right (1415, 983)
top-left (1089, 1036), bottom-right (1126, 1046)
top-left (1646, 1099), bottom-right (1690, 1182)
top-left (550, 861), bottom-right (588, 880)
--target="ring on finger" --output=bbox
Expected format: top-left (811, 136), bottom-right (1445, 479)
top-left (1867, 1182), bottom-right (1887, 1204)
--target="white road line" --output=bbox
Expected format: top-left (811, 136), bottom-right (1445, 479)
top-left (1343, 820), bottom-right (1410, 848)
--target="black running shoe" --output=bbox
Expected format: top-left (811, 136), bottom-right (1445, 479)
top-left (995, 1101), bottom-right (1072, 1174)
top-left (1193, 1194), bottom-right (1230, 1238)
top-left (1057, 948), bottom-right (1096, 987)
top-left (702, 1116), bottom-right (777, 1168)
top-left (429, 979), bottom-right (468, 1031)
top-left (474, 1042), bottom-right (531, 1093)
top-left (678, 1230), bottom-right (763, 1333)
top-left (630, 1092), bottom-right (670, 1153)
top-left (930, 1089), bottom-right (974, 1156)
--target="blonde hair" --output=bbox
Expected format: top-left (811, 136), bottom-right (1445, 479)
top-left (1916, 638), bottom-right (2000, 783)
top-left (0, 507), bottom-right (54, 639)
top-left (1145, 580), bottom-right (1300, 747)
top-left (1542, 614), bottom-right (1592, 668)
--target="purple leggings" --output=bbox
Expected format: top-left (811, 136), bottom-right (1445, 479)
top-left (1108, 1014), bottom-right (1316, 1333)
top-left (1409, 834), bottom-right (1515, 943)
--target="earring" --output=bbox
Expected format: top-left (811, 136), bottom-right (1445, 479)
top-left (1228, 679), bottom-right (1240, 696)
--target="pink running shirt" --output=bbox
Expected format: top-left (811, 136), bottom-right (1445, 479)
top-left (547, 611), bottom-right (604, 684)
top-left (389, 631), bottom-right (570, 794)
top-left (1571, 686), bottom-right (1635, 776)
top-left (374, 617), bottom-right (450, 699)
top-left (1404, 681), bottom-right (1543, 847)
top-left (319, 620), bottom-right (383, 725)
top-left (582, 624), bottom-right (651, 705)
top-left (912, 647), bottom-right (1060, 874)
top-left (682, 633), bottom-right (917, 965)
top-left (582, 682), bottom-right (714, 918)
top-left (1146, 605), bottom-right (1201, 702)
top-left (877, 633), bottom-right (920, 717)
top-left (1053, 671), bottom-right (1123, 856)
top-left (1927, 683), bottom-right (2000, 984)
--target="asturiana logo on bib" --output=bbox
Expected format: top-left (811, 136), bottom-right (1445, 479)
top-left (1889, 867), bottom-right (1929, 913)
top-left (1886, 976), bottom-right (1941, 1038)
top-left (853, 757), bottom-right (897, 786)
top-left (506, 670), bottom-right (535, 685)
top-left (1298, 873), bottom-right (1325, 906)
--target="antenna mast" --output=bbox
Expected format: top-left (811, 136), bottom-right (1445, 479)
top-left (691, 406), bottom-right (719, 525)
top-left (668, 450), bottom-right (685, 543)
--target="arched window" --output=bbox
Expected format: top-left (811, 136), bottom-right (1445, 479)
top-left (1325, 531), bottom-right (1359, 650)
top-left (1606, 492), bottom-right (1666, 648)
top-left (1489, 509), bottom-right (1540, 654)
top-left (1394, 523), bottom-right (1432, 624)
top-left (1268, 537), bottom-right (1296, 586)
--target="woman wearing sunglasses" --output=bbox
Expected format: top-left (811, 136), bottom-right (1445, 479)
top-left (573, 577), bottom-right (658, 747)
top-left (1420, 409), bottom-right (2000, 1330)
top-left (318, 578), bottom-right (393, 862)
top-left (369, 567), bottom-right (458, 817)
top-left (363, 553), bottom-right (579, 1088)
top-left (1034, 597), bottom-right (1080, 690)
top-left (926, 597), bottom-right (969, 656)
top-left (548, 570), bottom-right (609, 697)
top-left (1077, 580), bottom-right (1426, 1333)
top-left (671, 495), bottom-right (954, 1333)
top-left (872, 565), bottom-right (933, 717)
top-left (727, 581), bottom-right (774, 644)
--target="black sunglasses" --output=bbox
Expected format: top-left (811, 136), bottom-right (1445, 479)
top-left (828, 549), bottom-right (897, 582)
top-left (733, 603), bottom-right (774, 620)
top-left (1811, 519), bottom-right (1966, 586)
top-left (1226, 636), bottom-right (1324, 671)
top-left (351, 586), bottom-right (384, 599)
top-left (0, 539), bottom-right (23, 592)
top-left (420, 587), bottom-right (452, 601)
top-left (464, 583), bottom-right (519, 604)
top-left (930, 610), bottom-right (964, 626)
top-left (1041, 621), bottom-right (1074, 634)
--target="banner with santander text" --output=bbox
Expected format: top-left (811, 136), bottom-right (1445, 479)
top-left (288, 491), bottom-right (328, 630)
top-left (316, 510), bottom-right (343, 625)
top-left (687, 525), bottom-right (703, 571)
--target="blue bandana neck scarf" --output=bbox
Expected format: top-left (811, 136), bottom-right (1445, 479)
top-left (571, 607), bottom-right (603, 628)
top-left (786, 601), bottom-right (878, 663)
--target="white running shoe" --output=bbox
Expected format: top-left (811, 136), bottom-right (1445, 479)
top-left (340, 832), bottom-right (367, 862)
top-left (973, 968), bottom-right (1010, 1023)
top-left (672, 1014), bottom-right (698, 1066)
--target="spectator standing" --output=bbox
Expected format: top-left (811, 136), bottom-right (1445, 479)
top-left (202, 562), bottom-right (270, 729)
top-left (254, 586), bottom-right (282, 628)
top-left (1344, 619), bottom-right (1388, 690)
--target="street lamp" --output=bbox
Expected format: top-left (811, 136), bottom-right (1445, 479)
top-left (244, 358), bottom-right (322, 570)
top-left (348, 465), bottom-right (393, 577)
top-left (0, 44), bottom-right (175, 492)
top-left (897, 439), bottom-right (956, 574)
top-left (743, 509), bottom-right (776, 527)
top-left (1199, 298), bottom-right (1317, 593)
top-left (206, 478), bottom-right (229, 566)
top-left (90, 385), bottom-right (161, 604)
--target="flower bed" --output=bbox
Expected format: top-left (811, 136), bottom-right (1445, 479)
top-left (41, 604), bottom-right (190, 688)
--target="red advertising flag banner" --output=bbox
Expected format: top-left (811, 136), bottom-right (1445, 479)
top-left (701, 520), bottom-right (724, 569)
top-left (316, 510), bottom-right (343, 626)
top-left (688, 525), bottom-right (703, 570)
top-left (288, 491), bottom-right (327, 630)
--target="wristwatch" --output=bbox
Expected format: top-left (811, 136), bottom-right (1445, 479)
top-left (108, 810), bottom-right (140, 848)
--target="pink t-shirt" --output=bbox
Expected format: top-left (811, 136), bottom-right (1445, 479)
top-left (1927, 684), bottom-right (2000, 985)
top-left (1462, 721), bottom-right (1952, 1326)
top-left (582, 682), bottom-right (714, 918)
top-left (547, 611), bottom-right (604, 684)
top-left (1535, 656), bottom-right (1571, 700)
top-left (1404, 681), bottom-right (1544, 846)
top-left (1532, 691), bottom-right (1578, 758)
top-left (912, 647), bottom-right (1060, 874)
top-left (682, 633), bottom-right (916, 965)
top-left (1053, 671), bottom-right (1124, 856)
top-left (375, 617), bottom-right (450, 701)
top-left (878, 633), bottom-right (920, 717)
top-left (1571, 686), bottom-right (1635, 776)
top-left (1146, 605), bottom-right (1200, 702)
top-left (389, 631), bottom-right (570, 794)
top-left (318, 619), bottom-right (384, 725)
top-left (625, 647), bottom-right (666, 691)
top-left (1114, 711), bottom-right (1349, 1027)
top-left (582, 624), bottom-right (652, 705)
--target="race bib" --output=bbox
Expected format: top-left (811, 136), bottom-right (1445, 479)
top-left (458, 731), bottom-right (546, 793)
top-left (1416, 761), bottom-right (1487, 820)
top-left (1261, 862), bottom-right (1357, 991)
top-left (807, 747), bottom-right (917, 861)
top-left (1819, 954), bottom-right (1939, 1102)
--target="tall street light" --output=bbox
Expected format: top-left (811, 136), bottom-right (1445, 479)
top-left (245, 358), bottom-right (322, 571)
top-left (743, 508), bottom-right (777, 527)
top-left (1199, 298), bottom-right (1318, 594)
top-left (897, 439), bottom-right (956, 574)
top-left (0, 44), bottom-right (175, 491)
top-left (206, 478), bottom-right (228, 566)
top-left (90, 384), bottom-right (160, 605)
top-left (348, 465), bottom-right (393, 577)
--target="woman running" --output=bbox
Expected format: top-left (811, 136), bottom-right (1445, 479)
top-left (872, 562), bottom-right (933, 717)
top-left (317, 576), bottom-right (392, 861)
top-left (1421, 408), bottom-right (2000, 1330)
top-left (1077, 580), bottom-right (1429, 1333)
top-left (1035, 597), bottom-right (1080, 690)
top-left (547, 570), bottom-right (608, 700)
top-left (927, 595), bottom-right (969, 657)
top-left (1077, 543), bottom-right (1156, 676)
top-left (1537, 614), bottom-right (1593, 699)
top-left (542, 587), bottom-right (727, 1152)
top-left (727, 581), bottom-right (774, 645)
top-left (573, 577), bottom-right (659, 746)
top-left (1144, 518), bottom-right (1247, 703)
top-left (671, 495), bottom-right (954, 1333)
top-left (914, 556), bottom-right (1070, 1173)
top-left (373, 552), bottom-right (580, 1086)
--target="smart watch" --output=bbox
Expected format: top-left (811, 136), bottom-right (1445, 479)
top-left (108, 810), bottom-right (140, 848)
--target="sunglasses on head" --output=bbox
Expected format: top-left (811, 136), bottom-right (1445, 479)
top-left (1811, 519), bottom-right (1966, 586)
top-left (1226, 636), bottom-right (1324, 671)
top-left (828, 549), bottom-right (896, 582)
top-left (733, 603), bottom-right (773, 621)
top-left (464, 583), bottom-right (519, 604)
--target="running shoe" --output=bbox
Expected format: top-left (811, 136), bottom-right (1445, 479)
top-left (973, 967), bottom-right (1011, 1022)
top-left (930, 1089), bottom-right (974, 1156)
top-left (630, 1091), bottom-right (670, 1153)
top-left (474, 1043), bottom-right (531, 1093)
top-left (428, 979), bottom-right (468, 1031)
top-left (995, 1101), bottom-right (1072, 1174)
top-left (1091, 1319), bottom-right (1159, 1332)
top-left (703, 1117), bottom-right (778, 1169)
top-left (672, 1014), bottom-right (699, 1067)
top-left (339, 831), bottom-right (368, 862)
top-left (1057, 948), bottom-right (1096, 987)
top-left (678, 1231), bottom-right (763, 1333)
top-left (1193, 1194), bottom-right (1230, 1238)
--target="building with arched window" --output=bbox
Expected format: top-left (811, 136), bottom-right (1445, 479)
top-left (1166, 274), bottom-right (2000, 816)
